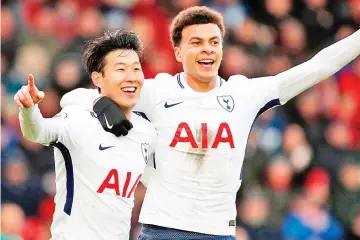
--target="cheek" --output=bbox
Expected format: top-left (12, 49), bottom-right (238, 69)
top-left (109, 72), bottom-right (124, 85)
top-left (185, 51), bottom-right (197, 66)
top-left (138, 79), bottom-right (144, 88)
top-left (137, 72), bottom-right (145, 85)
top-left (217, 48), bottom-right (223, 59)
top-left (103, 73), bottom-right (123, 90)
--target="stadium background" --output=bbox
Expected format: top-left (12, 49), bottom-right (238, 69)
top-left (1, 0), bottom-right (360, 239)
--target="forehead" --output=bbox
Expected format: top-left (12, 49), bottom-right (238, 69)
top-left (105, 49), bottom-right (140, 65)
top-left (181, 23), bottom-right (222, 41)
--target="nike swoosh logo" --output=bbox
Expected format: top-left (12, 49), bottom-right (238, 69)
top-left (104, 115), bottom-right (113, 129)
top-left (164, 101), bottom-right (183, 108)
top-left (99, 144), bottom-right (114, 151)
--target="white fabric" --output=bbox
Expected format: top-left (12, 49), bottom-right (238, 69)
top-left (59, 29), bottom-right (360, 235)
top-left (19, 106), bottom-right (156, 240)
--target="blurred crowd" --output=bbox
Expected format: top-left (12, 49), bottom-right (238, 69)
top-left (1, 0), bottom-right (360, 239)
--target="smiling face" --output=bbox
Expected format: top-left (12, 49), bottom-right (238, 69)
top-left (175, 23), bottom-right (223, 83)
top-left (92, 49), bottom-right (144, 111)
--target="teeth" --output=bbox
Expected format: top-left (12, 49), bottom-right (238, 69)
top-left (198, 60), bottom-right (214, 64)
top-left (122, 87), bottom-right (136, 92)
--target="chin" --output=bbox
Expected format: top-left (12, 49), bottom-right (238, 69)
top-left (198, 72), bottom-right (217, 81)
top-left (114, 99), bottom-right (134, 110)
top-left (121, 103), bottom-right (136, 111)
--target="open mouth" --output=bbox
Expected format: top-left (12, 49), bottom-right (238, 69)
top-left (197, 59), bottom-right (215, 67)
top-left (121, 87), bottom-right (137, 95)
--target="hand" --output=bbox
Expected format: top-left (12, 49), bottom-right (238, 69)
top-left (14, 74), bottom-right (45, 108)
top-left (93, 97), bottom-right (133, 137)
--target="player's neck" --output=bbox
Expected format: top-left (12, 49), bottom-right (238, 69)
top-left (124, 110), bottom-right (132, 120)
top-left (185, 74), bottom-right (218, 92)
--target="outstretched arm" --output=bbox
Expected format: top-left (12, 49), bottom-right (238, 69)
top-left (275, 29), bottom-right (360, 104)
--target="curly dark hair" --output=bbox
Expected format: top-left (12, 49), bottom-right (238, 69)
top-left (170, 6), bottom-right (225, 47)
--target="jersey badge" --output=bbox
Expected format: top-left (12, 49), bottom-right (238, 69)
top-left (217, 95), bottom-right (234, 112)
top-left (141, 143), bottom-right (149, 163)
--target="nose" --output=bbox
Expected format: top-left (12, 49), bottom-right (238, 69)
top-left (202, 42), bottom-right (214, 54)
top-left (125, 69), bottom-right (137, 82)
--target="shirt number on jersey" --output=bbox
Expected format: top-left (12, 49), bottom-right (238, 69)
top-left (97, 170), bottom-right (142, 198)
top-left (169, 122), bottom-right (235, 148)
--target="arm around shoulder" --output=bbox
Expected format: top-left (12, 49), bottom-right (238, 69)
top-left (60, 88), bottom-right (100, 110)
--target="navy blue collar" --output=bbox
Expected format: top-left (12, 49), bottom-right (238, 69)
top-left (176, 73), bottom-right (224, 89)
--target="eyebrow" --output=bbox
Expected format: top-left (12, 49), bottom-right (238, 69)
top-left (114, 61), bottom-right (141, 67)
top-left (189, 36), bottom-right (220, 41)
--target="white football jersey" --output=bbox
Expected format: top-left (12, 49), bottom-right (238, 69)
top-left (59, 29), bottom-right (360, 235)
top-left (19, 105), bottom-right (156, 240)
top-left (133, 73), bottom-right (281, 235)
top-left (59, 73), bottom-right (279, 235)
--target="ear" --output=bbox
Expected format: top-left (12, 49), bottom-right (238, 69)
top-left (174, 47), bottom-right (182, 63)
top-left (91, 72), bottom-right (103, 89)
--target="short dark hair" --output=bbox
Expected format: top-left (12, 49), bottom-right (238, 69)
top-left (170, 6), bottom-right (225, 47)
top-left (83, 29), bottom-right (144, 76)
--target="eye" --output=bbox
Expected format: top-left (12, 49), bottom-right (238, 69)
top-left (116, 69), bottom-right (125, 71)
top-left (192, 41), bottom-right (200, 45)
top-left (134, 67), bottom-right (142, 71)
top-left (212, 41), bottom-right (219, 45)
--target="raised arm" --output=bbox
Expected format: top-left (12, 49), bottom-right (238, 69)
top-left (15, 74), bottom-right (65, 145)
top-left (276, 29), bottom-right (360, 104)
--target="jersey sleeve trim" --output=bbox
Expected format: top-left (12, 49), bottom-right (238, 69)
top-left (51, 142), bottom-right (74, 216)
top-left (255, 98), bottom-right (281, 120)
top-left (241, 98), bottom-right (280, 180)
